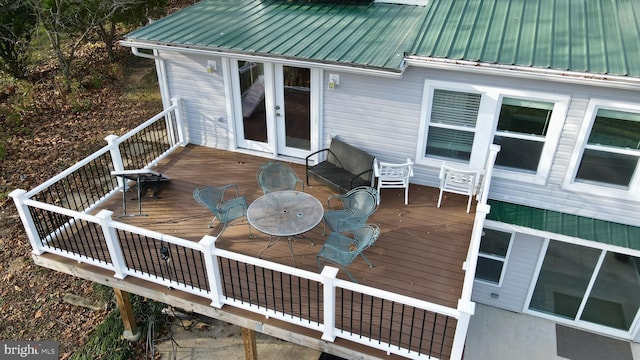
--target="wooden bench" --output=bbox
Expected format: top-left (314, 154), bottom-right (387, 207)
top-left (305, 138), bottom-right (375, 193)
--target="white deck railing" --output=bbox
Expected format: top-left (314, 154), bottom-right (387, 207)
top-left (9, 101), bottom-right (500, 360)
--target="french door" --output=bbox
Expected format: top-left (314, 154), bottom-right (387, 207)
top-left (527, 239), bottom-right (640, 336)
top-left (232, 60), bottom-right (316, 158)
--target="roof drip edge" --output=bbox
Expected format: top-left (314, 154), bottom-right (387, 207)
top-left (120, 40), bottom-right (406, 78)
top-left (405, 56), bottom-right (640, 91)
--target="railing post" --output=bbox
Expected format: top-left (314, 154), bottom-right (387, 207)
top-left (105, 134), bottom-right (125, 188)
top-left (320, 266), bottom-right (340, 342)
top-left (200, 235), bottom-right (225, 308)
top-left (170, 97), bottom-right (188, 147)
top-left (10, 189), bottom-right (45, 255)
top-left (450, 299), bottom-right (475, 360)
top-left (96, 210), bottom-right (127, 279)
top-left (478, 144), bottom-right (500, 206)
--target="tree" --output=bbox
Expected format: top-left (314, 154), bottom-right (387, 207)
top-left (27, 0), bottom-right (142, 83)
top-left (96, 0), bottom-right (168, 61)
top-left (0, 0), bottom-right (37, 79)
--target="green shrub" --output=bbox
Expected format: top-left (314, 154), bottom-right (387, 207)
top-left (70, 291), bottom-right (167, 360)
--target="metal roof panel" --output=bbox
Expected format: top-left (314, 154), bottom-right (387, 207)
top-left (488, 200), bottom-right (640, 251)
top-left (411, 0), bottom-right (640, 77)
top-left (125, 0), bottom-right (640, 77)
top-left (126, 0), bottom-right (427, 71)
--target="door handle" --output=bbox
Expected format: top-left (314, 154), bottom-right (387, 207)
top-left (275, 105), bottom-right (281, 110)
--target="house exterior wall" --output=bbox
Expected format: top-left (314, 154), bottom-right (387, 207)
top-left (320, 67), bottom-right (640, 227)
top-left (160, 51), bottom-right (230, 149)
top-left (471, 232), bottom-right (544, 312)
top-left (155, 49), bottom-right (640, 227)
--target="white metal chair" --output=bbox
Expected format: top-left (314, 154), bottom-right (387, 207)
top-left (373, 158), bottom-right (414, 205)
top-left (437, 163), bottom-right (480, 213)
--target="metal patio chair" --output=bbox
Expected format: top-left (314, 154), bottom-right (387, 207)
top-left (437, 163), bottom-right (480, 213)
top-left (323, 186), bottom-right (378, 235)
top-left (373, 158), bottom-right (414, 205)
top-left (193, 184), bottom-right (252, 237)
top-left (257, 161), bottom-right (304, 194)
top-left (317, 224), bottom-right (380, 283)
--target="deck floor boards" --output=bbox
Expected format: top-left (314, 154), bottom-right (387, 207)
top-left (89, 145), bottom-right (476, 358)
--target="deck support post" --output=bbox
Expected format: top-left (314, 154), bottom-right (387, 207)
top-left (114, 288), bottom-right (140, 341)
top-left (242, 327), bottom-right (258, 360)
top-left (320, 266), bottom-right (340, 342)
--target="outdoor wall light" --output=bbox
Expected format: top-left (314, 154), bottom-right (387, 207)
top-left (206, 60), bottom-right (217, 73)
top-left (328, 74), bottom-right (339, 90)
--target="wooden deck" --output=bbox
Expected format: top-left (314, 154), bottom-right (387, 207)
top-left (101, 145), bottom-right (475, 309)
top-left (43, 144), bottom-right (476, 359)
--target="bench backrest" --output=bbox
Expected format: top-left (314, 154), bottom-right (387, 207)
top-left (327, 138), bottom-right (375, 181)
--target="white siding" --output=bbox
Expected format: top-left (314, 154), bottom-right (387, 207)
top-left (322, 67), bottom-right (442, 185)
top-left (159, 51), bottom-right (230, 149)
top-left (472, 233), bottom-right (544, 312)
top-left (156, 49), bottom-right (640, 228)
top-left (321, 66), bottom-right (640, 226)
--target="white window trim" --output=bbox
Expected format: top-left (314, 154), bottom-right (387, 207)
top-left (474, 226), bottom-right (513, 287)
top-left (563, 99), bottom-right (640, 200)
top-left (416, 80), bottom-right (498, 169)
top-left (523, 237), bottom-right (638, 339)
top-left (416, 80), bottom-right (568, 185)
top-left (492, 92), bottom-right (569, 185)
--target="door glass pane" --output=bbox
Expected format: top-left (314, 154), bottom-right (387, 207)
top-left (283, 66), bottom-right (310, 150)
top-left (529, 241), bottom-right (601, 319)
top-left (239, 62), bottom-right (266, 142)
top-left (580, 252), bottom-right (640, 330)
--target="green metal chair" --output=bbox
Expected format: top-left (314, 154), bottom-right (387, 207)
top-left (193, 184), bottom-right (252, 237)
top-left (323, 186), bottom-right (378, 235)
top-left (317, 224), bottom-right (380, 283)
top-left (257, 161), bottom-right (304, 194)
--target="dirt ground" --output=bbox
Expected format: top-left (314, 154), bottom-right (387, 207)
top-left (0, 45), bottom-right (163, 358)
top-left (153, 310), bottom-right (321, 360)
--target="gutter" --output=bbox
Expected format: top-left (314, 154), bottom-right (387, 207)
top-left (405, 56), bottom-right (640, 91)
top-left (120, 40), bottom-right (405, 79)
top-left (131, 46), bottom-right (160, 60)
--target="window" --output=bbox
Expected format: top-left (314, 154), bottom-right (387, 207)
top-left (565, 100), bottom-right (640, 198)
top-left (417, 81), bottom-right (567, 184)
top-left (424, 89), bottom-right (481, 162)
top-left (475, 228), bottom-right (512, 285)
top-left (528, 239), bottom-right (640, 332)
top-left (494, 98), bottom-right (554, 173)
top-left (575, 109), bottom-right (640, 188)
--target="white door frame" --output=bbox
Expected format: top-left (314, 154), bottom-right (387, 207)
top-left (229, 59), bottom-right (321, 159)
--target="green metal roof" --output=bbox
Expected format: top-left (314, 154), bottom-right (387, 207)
top-left (487, 200), bottom-right (640, 251)
top-left (125, 0), bottom-right (640, 77)
top-left (125, 0), bottom-right (427, 71)
top-left (411, 0), bottom-right (640, 77)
